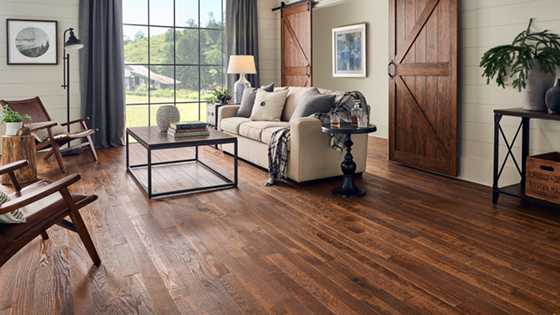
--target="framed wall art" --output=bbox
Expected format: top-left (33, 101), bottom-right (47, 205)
top-left (6, 19), bottom-right (58, 65)
top-left (332, 23), bottom-right (367, 77)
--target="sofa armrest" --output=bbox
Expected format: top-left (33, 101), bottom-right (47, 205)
top-left (218, 105), bottom-right (240, 121)
top-left (289, 117), bottom-right (368, 182)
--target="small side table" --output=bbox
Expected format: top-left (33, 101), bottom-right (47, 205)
top-left (321, 123), bottom-right (377, 197)
top-left (1, 135), bottom-right (38, 185)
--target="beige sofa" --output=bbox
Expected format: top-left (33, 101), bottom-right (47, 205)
top-left (218, 87), bottom-right (369, 183)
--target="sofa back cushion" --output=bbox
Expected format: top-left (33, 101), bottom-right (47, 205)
top-left (281, 87), bottom-right (318, 121)
top-left (290, 90), bottom-right (336, 121)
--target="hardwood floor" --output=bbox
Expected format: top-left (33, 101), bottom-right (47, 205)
top-left (1, 137), bottom-right (560, 314)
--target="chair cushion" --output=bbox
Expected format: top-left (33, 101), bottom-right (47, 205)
top-left (0, 191), bottom-right (25, 224)
top-left (238, 121), bottom-right (290, 142)
top-left (250, 89), bottom-right (289, 122)
top-left (33, 125), bottom-right (67, 142)
top-left (282, 87), bottom-right (318, 121)
top-left (220, 117), bottom-right (251, 135)
top-left (237, 83), bottom-right (274, 118)
top-left (261, 126), bottom-right (290, 144)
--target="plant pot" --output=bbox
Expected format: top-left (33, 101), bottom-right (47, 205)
top-left (4, 122), bottom-right (22, 136)
top-left (545, 78), bottom-right (560, 114)
top-left (523, 64), bottom-right (556, 111)
top-left (156, 105), bottom-right (181, 132)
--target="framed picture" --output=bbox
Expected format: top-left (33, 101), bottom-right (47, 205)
top-left (332, 23), bottom-right (367, 77)
top-left (6, 19), bottom-right (58, 65)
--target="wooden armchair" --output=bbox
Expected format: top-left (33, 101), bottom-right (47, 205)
top-left (0, 97), bottom-right (98, 173)
top-left (0, 160), bottom-right (100, 268)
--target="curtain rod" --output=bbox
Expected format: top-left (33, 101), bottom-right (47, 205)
top-left (272, 0), bottom-right (317, 12)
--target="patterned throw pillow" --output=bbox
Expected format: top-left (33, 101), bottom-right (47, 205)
top-left (0, 191), bottom-right (26, 224)
top-left (237, 83), bottom-right (275, 118)
top-left (250, 89), bottom-right (289, 122)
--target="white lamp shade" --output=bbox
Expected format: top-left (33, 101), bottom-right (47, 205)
top-left (227, 55), bottom-right (256, 74)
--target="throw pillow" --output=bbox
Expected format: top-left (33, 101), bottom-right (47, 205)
top-left (0, 191), bottom-right (26, 224)
top-left (237, 83), bottom-right (275, 118)
top-left (290, 90), bottom-right (336, 121)
top-left (250, 89), bottom-right (289, 121)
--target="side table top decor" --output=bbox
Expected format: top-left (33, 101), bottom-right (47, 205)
top-left (321, 123), bottom-right (376, 197)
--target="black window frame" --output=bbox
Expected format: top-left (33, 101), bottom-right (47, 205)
top-left (123, 0), bottom-right (225, 126)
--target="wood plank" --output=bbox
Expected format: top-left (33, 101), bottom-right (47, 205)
top-left (1, 139), bottom-right (560, 313)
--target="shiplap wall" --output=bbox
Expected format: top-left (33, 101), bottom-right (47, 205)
top-left (257, 0), bottom-right (281, 85)
top-left (0, 0), bottom-right (81, 123)
top-left (461, 0), bottom-right (560, 186)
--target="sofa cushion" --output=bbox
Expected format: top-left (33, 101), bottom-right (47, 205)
top-left (237, 83), bottom-right (274, 118)
top-left (282, 87), bottom-right (318, 121)
top-left (220, 117), bottom-right (251, 134)
top-left (239, 121), bottom-right (290, 142)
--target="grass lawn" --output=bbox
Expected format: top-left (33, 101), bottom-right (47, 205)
top-left (126, 101), bottom-right (208, 127)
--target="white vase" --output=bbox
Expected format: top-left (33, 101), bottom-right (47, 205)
top-left (156, 105), bottom-right (181, 132)
top-left (4, 122), bottom-right (22, 136)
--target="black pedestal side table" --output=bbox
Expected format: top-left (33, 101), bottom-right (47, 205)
top-left (321, 123), bottom-right (377, 197)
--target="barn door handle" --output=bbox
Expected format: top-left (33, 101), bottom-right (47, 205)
top-left (388, 61), bottom-right (396, 78)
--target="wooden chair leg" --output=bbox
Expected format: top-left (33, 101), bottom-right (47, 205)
top-left (86, 135), bottom-right (98, 162)
top-left (46, 128), bottom-right (65, 173)
top-left (51, 144), bottom-right (66, 173)
top-left (59, 188), bottom-right (101, 266)
top-left (41, 231), bottom-right (49, 240)
top-left (69, 211), bottom-right (101, 266)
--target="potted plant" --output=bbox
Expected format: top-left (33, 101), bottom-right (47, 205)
top-left (208, 88), bottom-right (232, 105)
top-left (480, 19), bottom-right (560, 111)
top-left (0, 106), bottom-right (30, 136)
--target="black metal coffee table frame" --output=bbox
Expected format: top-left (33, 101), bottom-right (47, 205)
top-left (126, 127), bottom-right (238, 199)
top-left (321, 123), bottom-right (377, 198)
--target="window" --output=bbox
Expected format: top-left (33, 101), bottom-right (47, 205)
top-left (123, 0), bottom-right (224, 127)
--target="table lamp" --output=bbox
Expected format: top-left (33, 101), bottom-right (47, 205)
top-left (227, 55), bottom-right (256, 104)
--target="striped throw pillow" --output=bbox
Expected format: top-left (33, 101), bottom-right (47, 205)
top-left (0, 191), bottom-right (26, 224)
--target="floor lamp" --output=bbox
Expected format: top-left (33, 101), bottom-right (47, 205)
top-left (61, 28), bottom-right (83, 153)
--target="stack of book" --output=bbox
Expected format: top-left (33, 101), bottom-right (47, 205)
top-left (168, 121), bottom-right (210, 138)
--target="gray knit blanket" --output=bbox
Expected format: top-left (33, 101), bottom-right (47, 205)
top-left (266, 91), bottom-right (370, 186)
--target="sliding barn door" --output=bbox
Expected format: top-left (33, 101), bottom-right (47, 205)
top-left (281, 0), bottom-right (312, 87)
top-left (389, 0), bottom-right (459, 176)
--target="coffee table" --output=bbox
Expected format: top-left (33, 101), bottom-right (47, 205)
top-left (126, 127), bottom-right (238, 198)
top-left (321, 123), bottom-right (377, 198)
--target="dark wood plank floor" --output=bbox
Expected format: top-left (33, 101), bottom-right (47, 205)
top-left (2, 138), bottom-right (560, 314)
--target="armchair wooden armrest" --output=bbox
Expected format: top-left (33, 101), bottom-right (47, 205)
top-left (60, 117), bottom-right (90, 127)
top-left (0, 160), bottom-right (29, 175)
top-left (0, 174), bottom-right (81, 215)
top-left (25, 121), bottom-right (58, 132)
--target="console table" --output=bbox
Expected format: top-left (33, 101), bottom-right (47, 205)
top-left (492, 108), bottom-right (560, 206)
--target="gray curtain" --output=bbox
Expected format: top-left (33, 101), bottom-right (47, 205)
top-left (79, 0), bottom-right (125, 148)
top-left (226, 0), bottom-right (260, 87)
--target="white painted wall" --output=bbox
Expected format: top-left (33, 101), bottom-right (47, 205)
top-left (310, 0), bottom-right (560, 186)
top-left (0, 0), bottom-right (81, 123)
top-left (312, 0), bottom-right (389, 138)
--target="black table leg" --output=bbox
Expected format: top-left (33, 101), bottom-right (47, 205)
top-left (521, 117), bottom-right (530, 195)
top-left (492, 113), bottom-right (501, 204)
top-left (333, 133), bottom-right (365, 198)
